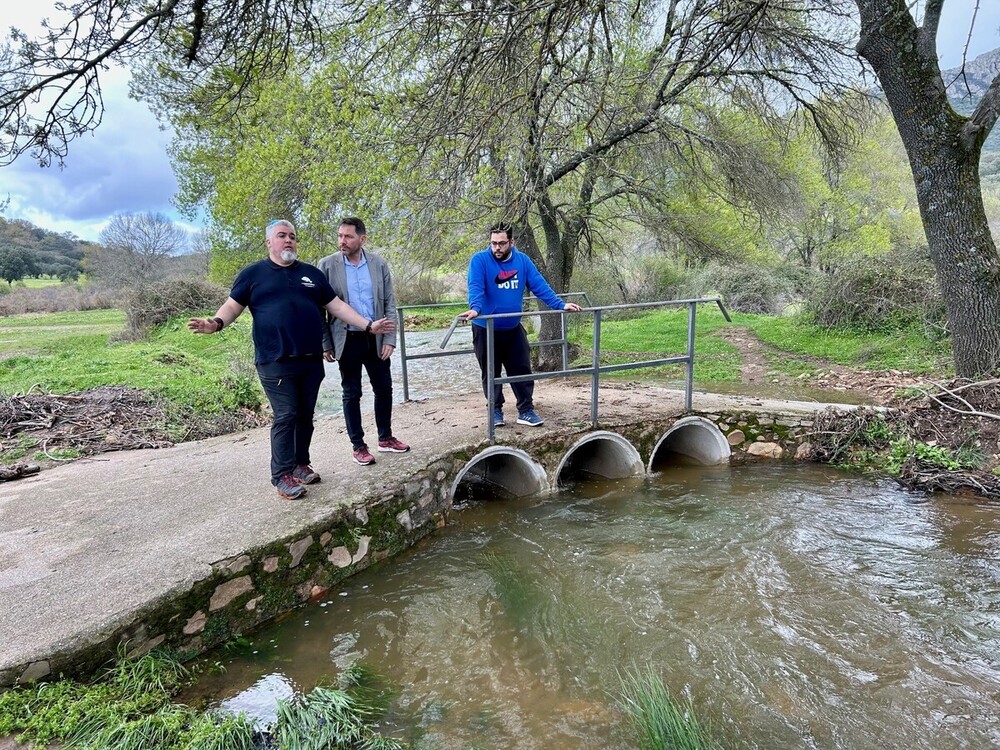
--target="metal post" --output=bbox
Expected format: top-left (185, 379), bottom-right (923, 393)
top-left (486, 318), bottom-right (496, 442)
top-left (591, 309), bottom-right (601, 428)
top-left (560, 311), bottom-right (569, 372)
top-left (685, 302), bottom-right (696, 412)
top-left (398, 307), bottom-right (410, 402)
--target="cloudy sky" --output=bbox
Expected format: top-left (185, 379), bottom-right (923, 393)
top-left (0, 1), bottom-right (998, 243)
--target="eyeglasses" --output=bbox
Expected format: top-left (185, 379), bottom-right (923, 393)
top-left (490, 240), bottom-right (510, 248)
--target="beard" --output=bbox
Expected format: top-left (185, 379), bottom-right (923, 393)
top-left (280, 249), bottom-right (298, 263)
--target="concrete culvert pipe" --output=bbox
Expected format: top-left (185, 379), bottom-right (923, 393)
top-left (650, 416), bottom-right (731, 469)
top-left (555, 431), bottom-right (645, 487)
top-left (450, 447), bottom-right (549, 504)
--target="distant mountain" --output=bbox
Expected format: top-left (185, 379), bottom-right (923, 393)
top-left (943, 48), bottom-right (1000, 156)
top-left (943, 47), bottom-right (999, 101)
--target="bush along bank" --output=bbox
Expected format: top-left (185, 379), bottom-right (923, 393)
top-left (0, 649), bottom-right (405, 750)
top-left (808, 379), bottom-right (1000, 500)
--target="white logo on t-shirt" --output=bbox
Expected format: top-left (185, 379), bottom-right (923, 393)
top-left (301, 276), bottom-right (316, 288)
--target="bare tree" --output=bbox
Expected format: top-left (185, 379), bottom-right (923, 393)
top-left (854, 0), bottom-right (1000, 377)
top-left (90, 211), bottom-right (187, 287)
top-left (0, 0), bottom-right (327, 166)
top-left (381, 0), bottom-right (859, 367)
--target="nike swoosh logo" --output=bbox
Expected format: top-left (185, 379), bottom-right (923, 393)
top-left (497, 270), bottom-right (518, 281)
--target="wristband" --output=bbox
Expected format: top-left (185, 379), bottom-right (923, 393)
top-left (212, 317), bottom-right (224, 332)
top-left (365, 320), bottom-right (373, 334)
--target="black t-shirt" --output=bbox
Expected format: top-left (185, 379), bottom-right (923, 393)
top-left (230, 258), bottom-right (336, 364)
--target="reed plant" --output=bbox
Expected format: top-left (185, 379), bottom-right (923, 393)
top-left (619, 667), bottom-right (724, 750)
top-left (274, 685), bottom-right (404, 750)
top-left (481, 549), bottom-right (548, 635)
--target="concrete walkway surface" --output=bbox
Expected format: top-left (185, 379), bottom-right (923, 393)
top-left (0, 381), bottom-right (840, 686)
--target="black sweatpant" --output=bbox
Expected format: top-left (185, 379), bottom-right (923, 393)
top-left (472, 324), bottom-right (533, 414)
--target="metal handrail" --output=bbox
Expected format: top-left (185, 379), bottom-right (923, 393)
top-left (396, 297), bottom-right (730, 440)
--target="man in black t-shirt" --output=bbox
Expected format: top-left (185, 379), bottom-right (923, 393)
top-left (189, 219), bottom-right (395, 499)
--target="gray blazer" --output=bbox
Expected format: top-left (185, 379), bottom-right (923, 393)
top-left (317, 250), bottom-right (398, 359)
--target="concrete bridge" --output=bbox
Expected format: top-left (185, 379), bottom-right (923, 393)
top-left (0, 381), bottom-right (842, 687)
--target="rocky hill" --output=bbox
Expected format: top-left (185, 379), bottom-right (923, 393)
top-left (943, 47), bottom-right (999, 101)
top-left (943, 47), bottom-right (999, 155)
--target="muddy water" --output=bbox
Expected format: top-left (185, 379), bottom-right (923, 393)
top-left (186, 464), bottom-right (1000, 749)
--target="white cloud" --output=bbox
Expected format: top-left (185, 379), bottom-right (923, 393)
top-left (0, 8), bottom-right (194, 242)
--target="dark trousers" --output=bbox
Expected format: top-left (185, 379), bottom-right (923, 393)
top-left (257, 357), bottom-right (325, 484)
top-left (472, 324), bottom-right (533, 414)
top-left (338, 331), bottom-right (394, 449)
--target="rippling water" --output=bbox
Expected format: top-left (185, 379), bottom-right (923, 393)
top-left (186, 463), bottom-right (1000, 749)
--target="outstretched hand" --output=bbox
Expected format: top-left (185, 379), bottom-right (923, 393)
top-left (564, 302), bottom-right (583, 312)
top-left (188, 318), bottom-right (218, 334)
top-left (370, 317), bottom-right (395, 334)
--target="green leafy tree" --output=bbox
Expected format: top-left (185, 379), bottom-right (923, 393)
top-left (164, 2), bottom-right (860, 370)
top-left (779, 106), bottom-right (925, 268)
top-left (0, 245), bottom-right (32, 283)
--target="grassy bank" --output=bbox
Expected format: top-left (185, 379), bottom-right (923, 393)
top-left (0, 310), bottom-right (261, 414)
top-left (0, 650), bottom-right (404, 750)
top-left (563, 305), bottom-right (952, 383)
top-left (0, 305), bottom-right (953, 407)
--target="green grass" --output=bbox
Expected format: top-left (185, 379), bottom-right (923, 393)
top-left (738, 312), bottom-right (953, 374)
top-left (12, 277), bottom-right (65, 289)
top-left (567, 306), bottom-right (742, 383)
top-left (0, 649), bottom-right (259, 750)
top-left (399, 301), bottom-right (468, 330)
top-left (0, 649), bottom-right (403, 750)
top-left (0, 303), bottom-right (953, 429)
top-left (619, 667), bottom-right (724, 750)
top-left (0, 310), bottom-right (262, 414)
top-left (565, 305), bottom-right (951, 383)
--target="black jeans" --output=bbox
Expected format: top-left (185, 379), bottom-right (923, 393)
top-left (338, 331), bottom-right (394, 449)
top-left (472, 324), bottom-right (533, 414)
top-left (257, 357), bottom-right (325, 484)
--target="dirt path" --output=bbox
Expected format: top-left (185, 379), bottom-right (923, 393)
top-left (715, 326), bottom-right (927, 404)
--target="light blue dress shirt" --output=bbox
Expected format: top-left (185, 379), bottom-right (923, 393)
top-left (344, 252), bottom-right (376, 331)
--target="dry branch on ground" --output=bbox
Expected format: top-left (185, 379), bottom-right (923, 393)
top-left (0, 386), bottom-right (267, 474)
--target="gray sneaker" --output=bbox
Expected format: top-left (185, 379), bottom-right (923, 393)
top-left (275, 474), bottom-right (306, 499)
top-left (292, 464), bottom-right (321, 484)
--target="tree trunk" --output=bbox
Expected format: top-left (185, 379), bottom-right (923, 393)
top-left (856, 1), bottom-right (1000, 377)
top-left (916, 150), bottom-right (1000, 374)
top-left (534, 200), bottom-right (578, 372)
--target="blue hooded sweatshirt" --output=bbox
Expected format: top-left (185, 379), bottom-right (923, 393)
top-left (467, 247), bottom-right (567, 330)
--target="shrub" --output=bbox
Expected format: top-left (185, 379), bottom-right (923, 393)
top-left (121, 279), bottom-right (228, 339)
top-left (0, 283), bottom-right (121, 316)
top-left (687, 261), bottom-right (810, 314)
top-left (572, 253), bottom-right (688, 306)
top-left (805, 247), bottom-right (946, 334)
top-left (393, 270), bottom-right (450, 305)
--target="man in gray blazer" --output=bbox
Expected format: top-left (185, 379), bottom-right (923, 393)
top-left (319, 217), bottom-right (410, 465)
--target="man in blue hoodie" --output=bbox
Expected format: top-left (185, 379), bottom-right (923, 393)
top-left (460, 222), bottom-right (582, 427)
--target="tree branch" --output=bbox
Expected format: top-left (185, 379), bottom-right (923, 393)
top-left (961, 71), bottom-right (1000, 151)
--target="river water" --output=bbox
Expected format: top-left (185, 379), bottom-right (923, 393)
top-left (186, 463), bottom-right (1000, 749)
